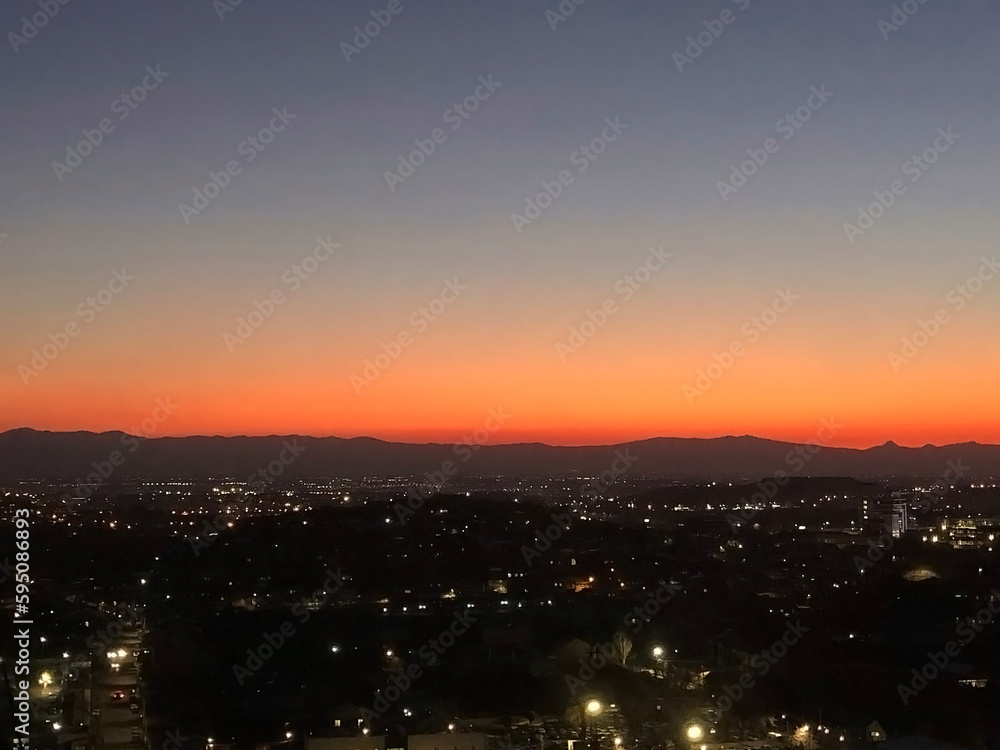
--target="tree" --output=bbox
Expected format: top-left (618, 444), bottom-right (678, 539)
top-left (612, 632), bottom-right (633, 666)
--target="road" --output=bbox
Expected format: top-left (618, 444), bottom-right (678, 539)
top-left (89, 623), bottom-right (147, 750)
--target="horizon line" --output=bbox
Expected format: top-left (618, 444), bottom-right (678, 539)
top-left (2, 426), bottom-right (995, 452)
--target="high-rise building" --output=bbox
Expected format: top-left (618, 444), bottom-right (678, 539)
top-left (860, 494), bottom-right (909, 538)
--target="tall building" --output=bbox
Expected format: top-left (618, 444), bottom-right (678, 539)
top-left (886, 495), bottom-right (909, 538)
top-left (860, 494), bottom-right (909, 538)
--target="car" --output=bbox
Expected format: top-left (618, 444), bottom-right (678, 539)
top-left (110, 691), bottom-right (126, 701)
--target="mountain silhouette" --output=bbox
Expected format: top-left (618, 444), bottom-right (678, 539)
top-left (0, 428), bottom-right (994, 481)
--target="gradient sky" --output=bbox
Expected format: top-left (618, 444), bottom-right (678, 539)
top-left (2, 0), bottom-right (998, 448)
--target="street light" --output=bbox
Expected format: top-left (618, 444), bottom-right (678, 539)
top-left (652, 646), bottom-right (665, 658)
top-left (686, 725), bottom-right (704, 742)
top-left (579, 699), bottom-right (602, 740)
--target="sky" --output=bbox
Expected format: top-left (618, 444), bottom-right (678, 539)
top-left (1, 0), bottom-right (998, 448)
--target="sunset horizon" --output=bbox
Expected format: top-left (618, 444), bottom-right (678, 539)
top-left (3, 2), bottom-right (1000, 744)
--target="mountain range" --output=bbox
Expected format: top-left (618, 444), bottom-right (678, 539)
top-left (0, 428), bottom-right (996, 481)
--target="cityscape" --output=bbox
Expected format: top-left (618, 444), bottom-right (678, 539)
top-left (2, 3), bottom-right (999, 750)
top-left (3, 444), bottom-right (1000, 750)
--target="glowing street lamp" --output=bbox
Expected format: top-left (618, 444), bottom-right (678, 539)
top-left (652, 646), bottom-right (665, 658)
top-left (579, 699), bottom-right (603, 740)
top-left (686, 725), bottom-right (704, 743)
